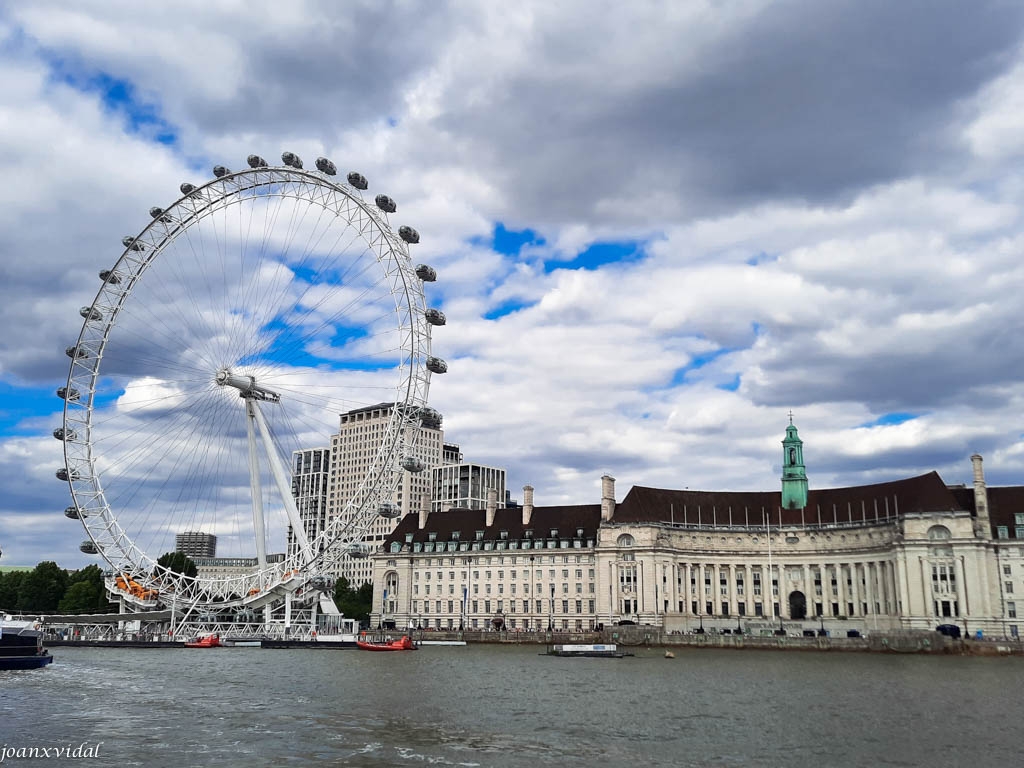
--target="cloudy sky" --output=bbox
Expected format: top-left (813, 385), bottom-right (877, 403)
top-left (3, 0), bottom-right (1024, 568)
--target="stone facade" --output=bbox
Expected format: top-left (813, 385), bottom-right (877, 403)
top-left (370, 427), bottom-right (1024, 639)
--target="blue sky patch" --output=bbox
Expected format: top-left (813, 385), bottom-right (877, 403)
top-left (491, 223), bottom-right (544, 255)
top-left (669, 347), bottom-right (736, 386)
top-left (52, 66), bottom-right (178, 145)
top-left (484, 298), bottom-right (535, 320)
top-left (0, 382), bottom-right (64, 435)
top-left (717, 375), bottom-right (741, 392)
top-left (860, 412), bottom-right (919, 428)
top-left (544, 241), bottom-right (643, 273)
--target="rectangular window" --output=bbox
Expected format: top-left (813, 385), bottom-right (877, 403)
top-left (1008, 602), bottom-right (1017, 619)
top-left (1006, 582), bottom-right (1014, 594)
top-left (1004, 565), bottom-right (1012, 576)
top-left (471, 600), bottom-right (478, 612)
top-left (562, 600), bottom-right (569, 613)
top-left (1016, 514), bottom-right (1024, 526)
top-left (998, 526), bottom-right (1009, 539)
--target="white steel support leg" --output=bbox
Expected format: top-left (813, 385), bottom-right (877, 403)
top-left (249, 398), bottom-right (314, 564)
top-left (245, 399), bottom-right (268, 570)
top-left (285, 592), bottom-right (292, 633)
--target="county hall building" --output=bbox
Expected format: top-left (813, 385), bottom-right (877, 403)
top-left (370, 422), bottom-right (1024, 639)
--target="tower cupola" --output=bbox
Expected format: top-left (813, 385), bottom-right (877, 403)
top-left (781, 414), bottom-right (808, 510)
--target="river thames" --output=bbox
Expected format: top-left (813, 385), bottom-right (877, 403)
top-left (1, 645), bottom-right (1021, 767)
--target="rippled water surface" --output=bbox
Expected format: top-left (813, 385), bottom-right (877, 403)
top-left (1, 645), bottom-right (1021, 767)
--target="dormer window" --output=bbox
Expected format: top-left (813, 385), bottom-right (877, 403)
top-left (500, 530), bottom-right (508, 540)
top-left (550, 529), bottom-right (558, 538)
top-left (524, 529), bottom-right (533, 539)
top-left (428, 532), bottom-right (437, 542)
top-left (576, 528), bottom-right (584, 538)
top-left (475, 530), bottom-right (484, 541)
top-left (405, 533), bottom-right (413, 543)
top-left (452, 531), bottom-right (460, 541)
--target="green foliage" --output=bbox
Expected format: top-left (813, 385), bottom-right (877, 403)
top-left (0, 571), bottom-right (26, 611)
top-left (156, 551), bottom-right (197, 578)
top-left (16, 561), bottom-right (69, 613)
top-left (62, 564), bottom-right (114, 613)
top-left (58, 581), bottom-right (100, 614)
top-left (333, 577), bottom-right (372, 622)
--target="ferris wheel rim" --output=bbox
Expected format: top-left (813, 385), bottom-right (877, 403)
top-left (60, 161), bottom-right (435, 605)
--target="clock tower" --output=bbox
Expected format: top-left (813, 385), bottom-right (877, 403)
top-left (781, 414), bottom-right (808, 510)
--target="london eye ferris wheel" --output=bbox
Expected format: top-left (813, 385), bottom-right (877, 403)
top-left (55, 152), bottom-right (447, 612)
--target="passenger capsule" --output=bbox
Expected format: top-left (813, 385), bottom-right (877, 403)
top-left (378, 502), bottom-right (400, 519)
top-left (399, 226), bottom-right (420, 244)
top-left (149, 206), bottom-right (170, 221)
top-left (315, 157), bottom-right (337, 175)
top-left (121, 236), bottom-right (143, 251)
top-left (415, 264), bottom-right (437, 282)
top-left (347, 171), bottom-right (368, 190)
top-left (281, 151), bottom-right (303, 169)
top-left (65, 346), bottom-right (86, 359)
top-left (99, 269), bottom-right (121, 284)
top-left (248, 154), bottom-right (268, 168)
top-left (401, 456), bottom-right (426, 473)
top-left (79, 540), bottom-right (99, 555)
top-left (425, 308), bottom-right (446, 326)
top-left (53, 427), bottom-right (77, 441)
top-left (64, 506), bottom-right (81, 520)
top-left (56, 467), bottom-right (80, 482)
top-left (375, 194), bottom-right (396, 213)
top-left (346, 542), bottom-right (372, 559)
top-left (80, 306), bottom-right (102, 321)
top-left (180, 182), bottom-right (196, 195)
top-left (426, 356), bottom-right (448, 374)
top-left (418, 407), bottom-right (442, 429)
top-left (57, 387), bottom-right (80, 401)
top-left (213, 165), bottom-right (230, 178)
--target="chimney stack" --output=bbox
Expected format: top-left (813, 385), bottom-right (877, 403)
top-left (522, 485), bottom-right (534, 526)
top-left (486, 488), bottom-right (498, 527)
top-left (418, 492), bottom-right (430, 530)
top-left (971, 454), bottom-right (990, 538)
top-left (601, 475), bottom-right (616, 522)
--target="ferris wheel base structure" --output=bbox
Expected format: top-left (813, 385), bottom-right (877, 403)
top-left (61, 150), bottom-right (446, 639)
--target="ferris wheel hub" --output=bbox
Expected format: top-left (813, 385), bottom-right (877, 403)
top-left (215, 368), bottom-right (281, 403)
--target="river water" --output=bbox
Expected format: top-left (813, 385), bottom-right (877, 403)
top-left (1, 644), bottom-right (1021, 767)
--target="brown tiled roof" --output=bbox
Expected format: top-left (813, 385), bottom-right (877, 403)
top-left (984, 486), bottom-right (1024, 537)
top-left (611, 471), bottom-right (966, 526)
top-left (384, 504), bottom-right (602, 547)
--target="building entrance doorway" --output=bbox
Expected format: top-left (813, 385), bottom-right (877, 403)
top-left (788, 591), bottom-right (807, 620)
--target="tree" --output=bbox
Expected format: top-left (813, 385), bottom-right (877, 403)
top-left (17, 561), bottom-right (69, 613)
top-left (333, 577), bottom-right (372, 623)
top-left (156, 552), bottom-right (197, 578)
top-left (58, 580), bottom-right (101, 614)
top-left (0, 571), bottom-right (26, 611)
top-left (62, 565), bottom-right (114, 614)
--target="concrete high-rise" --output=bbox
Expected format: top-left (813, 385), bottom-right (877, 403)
top-left (175, 531), bottom-right (217, 559)
top-left (324, 403), bottom-right (443, 586)
top-left (289, 448), bottom-right (330, 559)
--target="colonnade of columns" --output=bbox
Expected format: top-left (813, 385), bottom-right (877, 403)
top-left (656, 559), bottom-right (904, 619)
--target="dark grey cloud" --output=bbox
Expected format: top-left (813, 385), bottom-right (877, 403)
top-left (436, 0), bottom-right (1024, 225)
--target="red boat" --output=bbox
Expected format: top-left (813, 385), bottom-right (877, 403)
top-left (184, 633), bottom-right (222, 648)
top-left (355, 634), bottom-right (417, 651)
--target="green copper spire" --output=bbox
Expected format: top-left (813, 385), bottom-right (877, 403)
top-left (781, 413), bottom-right (808, 510)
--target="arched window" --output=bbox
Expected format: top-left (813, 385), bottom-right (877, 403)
top-left (616, 534), bottom-right (635, 547)
top-left (927, 525), bottom-right (952, 540)
top-left (384, 571), bottom-right (399, 594)
top-left (390, 541), bottom-right (401, 553)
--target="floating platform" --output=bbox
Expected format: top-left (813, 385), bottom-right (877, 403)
top-left (544, 643), bottom-right (633, 658)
